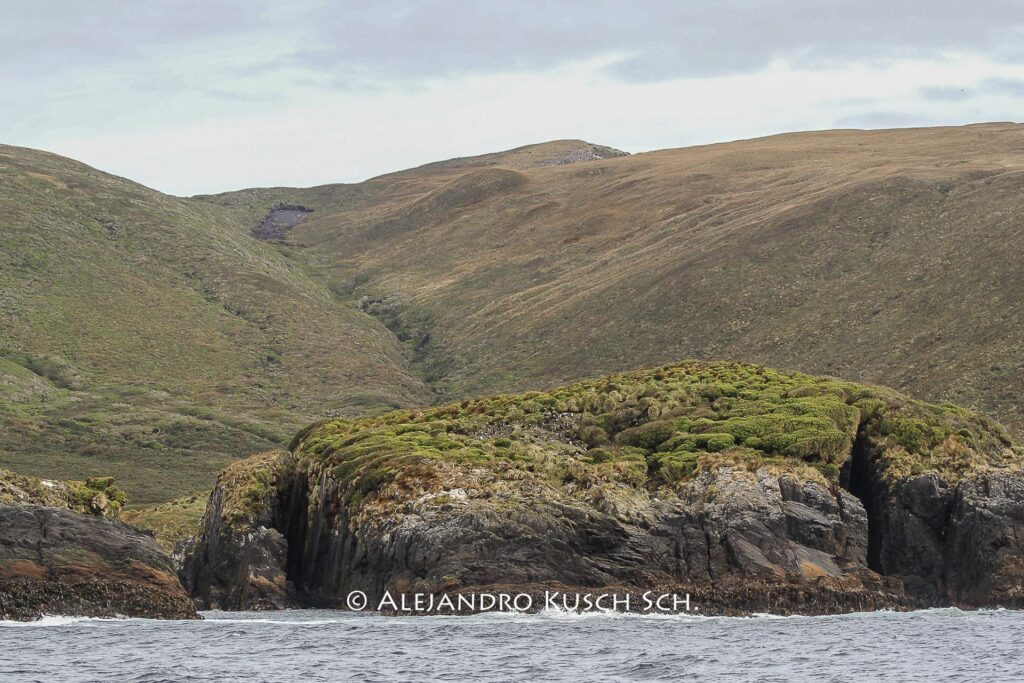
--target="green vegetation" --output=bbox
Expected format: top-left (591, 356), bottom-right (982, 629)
top-left (5, 126), bottom-right (1024, 509)
top-left (212, 450), bottom-right (291, 528)
top-left (0, 145), bottom-right (433, 503)
top-left (121, 494), bottom-right (208, 553)
top-left (0, 468), bottom-right (73, 508)
top-left (213, 124), bottom-right (1024, 440)
top-left (292, 361), bottom-right (1023, 511)
top-left (65, 476), bottom-right (127, 516)
top-left (0, 467), bottom-right (126, 517)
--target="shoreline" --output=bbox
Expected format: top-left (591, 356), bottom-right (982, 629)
top-left (4, 604), bottom-right (1022, 626)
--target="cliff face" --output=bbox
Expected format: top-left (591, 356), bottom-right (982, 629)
top-left (179, 361), bottom-right (1024, 614)
top-left (0, 469), bottom-right (197, 620)
top-left (176, 451), bottom-right (294, 611)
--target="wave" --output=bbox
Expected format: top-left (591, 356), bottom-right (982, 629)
top-left (0, 615), bottom-right (125, 627)
top-left (6, 605), bottom-right (1020, 629)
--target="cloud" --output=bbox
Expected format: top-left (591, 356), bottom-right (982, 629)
top-left (983, 78), bottom-right (1024, 96)
top-left (4, 0), bottom-right (1024, 85)
top-left (919, 86), bottom-right (975, 101)
top-left (918, 78), bottom-right (1024, 102)
top-left (244, 1), bottom-right (1024, 83)
top-left (1, 1), bottom-right (1023, 194)
top-left (0, 0), bottom-right (262, 77)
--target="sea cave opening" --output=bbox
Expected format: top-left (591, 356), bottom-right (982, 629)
top-left (839, 428), bottom-right (884, 573)
top-left (278, 472), bottom-right (311, 596)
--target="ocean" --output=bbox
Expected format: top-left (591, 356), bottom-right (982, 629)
top-left (2, 608), bottom-right (1022, 681)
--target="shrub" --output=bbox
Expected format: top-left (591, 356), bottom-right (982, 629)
top-left (286, 359), bottom-right (1023, 499)
top-left (615, 420), bottom-right (674, 450)
top-left (579, 425), bottom-right (609, 447)
top-left (581, 448), bottom-right (615, 464)
top-left (651, 451), bottom-right (700, 482)
top-left (702, 433), bottom-right (736, 452)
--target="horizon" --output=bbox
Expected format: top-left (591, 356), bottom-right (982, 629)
top-left (9, 119), bottom-right (1021, 197)
top-left (3, 1), bottom-right (1023, 195)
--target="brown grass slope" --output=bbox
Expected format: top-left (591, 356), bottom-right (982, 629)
top-left (208, 125), bottom-right (1024, 434)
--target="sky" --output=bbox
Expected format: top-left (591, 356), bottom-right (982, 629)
top-left (2, 0), bottom-right (1023, 196)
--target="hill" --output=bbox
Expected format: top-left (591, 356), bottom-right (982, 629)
top-left (206, 124), bottom-right (1024, 437)
top-left (3, 124), bottom-right (1024, 505)
top-left (0, 145), bottom-right (432, 502)
top-left (0, 140), bottom-right (636, 503)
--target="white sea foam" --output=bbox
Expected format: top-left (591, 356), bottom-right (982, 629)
top-left (0, 614), bottom-right (120, 627)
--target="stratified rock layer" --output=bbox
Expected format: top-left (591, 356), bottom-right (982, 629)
top-left (0, 505), bottom-right (198, 620)
top-left (176, 451), bottom-right (293, 611)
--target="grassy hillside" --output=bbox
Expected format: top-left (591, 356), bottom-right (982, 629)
top-left (208, 124), bottom-right (1024, 436)
top-left (0, 145), bottom-right (432, 502)
top-left (4, 126), bottom-right (1024, 505)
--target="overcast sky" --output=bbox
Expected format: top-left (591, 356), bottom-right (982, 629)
top-left (2, 0), bottom-right (1023, 195)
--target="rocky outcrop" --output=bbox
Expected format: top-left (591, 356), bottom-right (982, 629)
top-left (0, 469), bottom-right (127, 518)
top-left (861, 469), bottom-right (1024, 606)
top-left (946, 473), bottom-right (1024, 606)
top-left (284, 460), bottom-right (911, 614)
top-left (532, 144), bottom-right (629, 166)
top-left (176, 451), bottom-right (293, 610)
top-left (179, 448), bottom-right (1024, 614)
top-left (250, 204), bottom-right (312, 241)
top-left (177, 361), bottom-right (1024, 614)
top-left (0, 505), bottom-right (197, 620)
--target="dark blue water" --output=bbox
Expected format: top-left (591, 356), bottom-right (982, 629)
top-left (2, 608), bottom-right (1022, 682)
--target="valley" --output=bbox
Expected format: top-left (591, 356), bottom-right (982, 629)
top-left (2, 125), bottom-right (1023, 506)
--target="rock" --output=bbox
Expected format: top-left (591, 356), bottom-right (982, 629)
top-left (945, 472), bottom-right (1024, 607)
top-left (177, 361), bottom-right (1024, 615)
top-left (176, 451), bottom-right (293, 610)
top-left (0, 505), bottom-right (198, 621)
top-left (250, 204), bottom-right (312, 241)
top-left (0, 468), bottom-right (127, 518)
top-left (180, 451), bottom-right (1024, 614)
top-left (532, 144), bottom-right (629, 166)
top-left (178, 454), bottom-right (917, 614)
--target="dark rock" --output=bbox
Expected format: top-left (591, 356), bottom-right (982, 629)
top-left (176, 455), bottom-right (908, 614)
top-left (250, 204), bottom-right (312, 242)
top-left (944, 472), bottom-right (1024, 607)
top-left (175, 361), bottom-right (1024, 616)
top-left (0, 505), bottom-right (198, 621)
top-left (176, 453), bottom-right (293, 611)
top-left (176, 491), bottom-right (291, 611)
top-left (178, 442), bottom-right (1024, 615)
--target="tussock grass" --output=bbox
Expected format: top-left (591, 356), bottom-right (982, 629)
top-left (289, 361), bottom-right (1022, 511)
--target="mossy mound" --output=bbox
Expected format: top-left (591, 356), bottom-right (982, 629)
top-left (0, 469), bottom-right (126, 517)
top-left (211, 450), bottom-right (292, 528)
top-left (291, 361), bottom-right (1022, 505)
